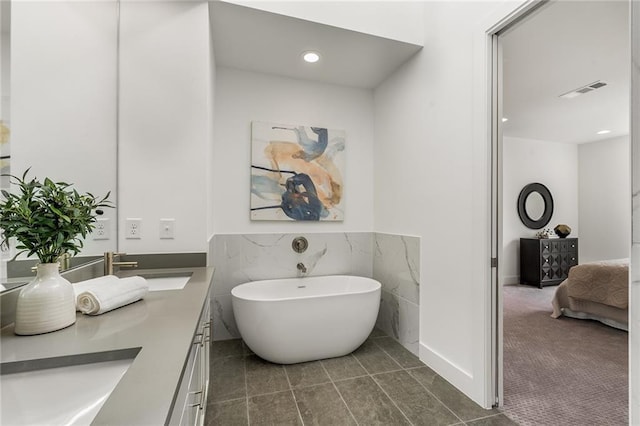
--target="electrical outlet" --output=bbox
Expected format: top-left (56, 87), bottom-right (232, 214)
top-left (93, 218), bottom-right (110, 240)
top-left (159, 218), bottom-right (175, 239)
top-left (125, 218), bottom-right (142, 239)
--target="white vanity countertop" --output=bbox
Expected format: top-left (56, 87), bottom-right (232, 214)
top-left (0, 266), bottom-right (214, 426)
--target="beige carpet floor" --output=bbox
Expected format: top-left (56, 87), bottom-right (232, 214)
top-left (501, 285), bottom-right (628, 426)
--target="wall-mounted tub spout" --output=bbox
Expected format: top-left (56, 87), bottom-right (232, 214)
top-left (296, 263), bottom-right (307, 275)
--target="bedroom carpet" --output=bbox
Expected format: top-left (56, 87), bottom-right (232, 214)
top-left (501, 284), bottom-right (628, 426)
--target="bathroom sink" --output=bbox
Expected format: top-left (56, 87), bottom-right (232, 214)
top-left (138, 272), bottom-right (192, 291)
top-left (1, 348), bottom-right (138, 425)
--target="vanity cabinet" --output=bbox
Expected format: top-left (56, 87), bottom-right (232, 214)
top-left (169, 292), bottom-right (211, 426)
top-left (520, 238), bottom-right (578, 288)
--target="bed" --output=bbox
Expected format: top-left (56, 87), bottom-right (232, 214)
top-left (551, 258), bottom-right (629, 330)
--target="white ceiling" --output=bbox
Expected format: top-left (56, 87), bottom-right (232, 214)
top-left (210, 1), bottom-right (628, 143)
top-left (501, 0), bottom-right (629, 144)
top-left (209, 1), bottom-right (423, 89)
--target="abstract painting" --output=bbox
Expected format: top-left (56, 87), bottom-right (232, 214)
top-left (251, 121), bottom-right (345, 221)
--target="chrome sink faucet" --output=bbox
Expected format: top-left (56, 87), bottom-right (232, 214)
top-left (104, 252), bottom-right (138, 275)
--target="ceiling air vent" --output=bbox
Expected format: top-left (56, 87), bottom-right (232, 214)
top-left (559, 80), bottom-right (608, 99)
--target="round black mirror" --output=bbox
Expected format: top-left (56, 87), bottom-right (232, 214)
top-left (517, 183), bottom-right (553, 229)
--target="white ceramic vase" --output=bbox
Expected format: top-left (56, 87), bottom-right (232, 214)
top-left (14, 263), bottom-right (76, 335)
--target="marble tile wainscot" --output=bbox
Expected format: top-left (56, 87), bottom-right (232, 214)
top-left (208, 232), bottom-right (421, 356)
top-left (373, 233), bottom-right (420, 355)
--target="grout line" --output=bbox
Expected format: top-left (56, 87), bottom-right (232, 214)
top-left (370, 337), bottom-right (408, 368)
top-left (289, 389), bottom-right (306, 426)
top-left (465, 412), bottom-right (507, 422)
top-left (210, 396), bottom-right (247, 404)
top-left (403, 365), bottom-right (426, 371)
top-left (319, 359), bottom-right (360, 426)
top-left (229, 332), bottom-right (472, 426)
top-left (350, 345), bottom-right (380, 374)
top-left (368, 368), bottom-right (406, 377)
top-left (369, 336), bottom-right (467, 425)
top-left (352, 345), bottom-right (403, 374)
top-left (364, 342), bottom-right (404, 374)
top-left (282, 365), bottom-right (306, 425)
top-left (369, 334), bottom-right (387, 339)
top-left (350, 349), bottom-right (414, 426)
top-left (371, 336), bottom-right (424, 371)
top-left (289, 378), bottom-right (334, 390)
top-left (330, 372), bottom-right (370, 383)
top-left (241, 387), bottom-right (303, 400)
top-left (405, 368), bottom-right (464, 424)
top-left (369, 372), bottom-right (416, 426)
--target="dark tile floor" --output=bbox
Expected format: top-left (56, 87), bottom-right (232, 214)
top-left (205, 329), bottom-right (516, 426)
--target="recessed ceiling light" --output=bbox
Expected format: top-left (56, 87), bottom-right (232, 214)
top-left (302, 51), bottom-right (320, 63)
top-left (502, 117), bottom-right (508, 122)
top-left (597, 130), bottom-right (611, 135)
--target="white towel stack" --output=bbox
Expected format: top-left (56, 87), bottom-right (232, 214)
top-left (73, 275), bottom-right (149, 315)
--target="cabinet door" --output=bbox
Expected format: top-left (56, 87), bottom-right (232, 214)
top-left (200, 299), bottom-right (211, 424)
top-left (184, 342), bottom-right (202, 426)
top-left (168, 336), bottom-right (198, 426)
top-left (169, 293), bottom-right (211, 426)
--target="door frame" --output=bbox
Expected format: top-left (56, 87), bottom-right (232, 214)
top-left (485, 1), bottom-right (637, 421)
top-left (630, 1), bottom-right (639, 424)
top-left (484, 0), bottom-right (548, 406)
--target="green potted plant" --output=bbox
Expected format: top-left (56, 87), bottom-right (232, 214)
top-left (0, 169), bottom-right (112, 335)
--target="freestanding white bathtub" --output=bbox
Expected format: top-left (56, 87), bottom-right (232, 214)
top-left (231, 275), bottom-right (381, 364)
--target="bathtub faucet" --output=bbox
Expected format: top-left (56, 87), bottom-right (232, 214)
top-left (296, 262), bottom-right (307, 275)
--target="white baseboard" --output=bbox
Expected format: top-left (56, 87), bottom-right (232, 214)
top-left (502, 274), bottom-right (519, 285)
top-left (419, 341), bottom-right (489, 408)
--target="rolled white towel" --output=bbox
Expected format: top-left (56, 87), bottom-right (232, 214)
top-left (75, 276), bottom-right (149, 315)
top-left (73, 275), bottom-right (120, 302)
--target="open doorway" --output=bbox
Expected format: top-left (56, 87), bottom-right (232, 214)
top-left (497, 1), bottom-right (630, 424)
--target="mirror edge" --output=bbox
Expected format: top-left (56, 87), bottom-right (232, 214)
top-left (517, 182), bottom-right (554, 229)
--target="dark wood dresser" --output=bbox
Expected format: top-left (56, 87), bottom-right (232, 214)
top-left (520, 237), bottom-right (578, 288)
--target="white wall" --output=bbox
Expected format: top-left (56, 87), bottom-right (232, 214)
top-left (119, 1), bottom-right (211, 254)
top-left (212, 67), bottom-right (374, 235)
top-left (1, 0), bottom-right (10, 186)
top-left (579, 136), bottom-right (630, 262)
top-left (0, 0), bottom-right (8, 124)
top-left (374, 0), bottom-right (530, 407)
top-left (502, 137), bottom-right (579, 284)
top-left (11, 1), bottom-right (118, 256)
top-left (223, 0), bottom-right (424, 46)
top-left (207, 17), bottom-right (217, 249)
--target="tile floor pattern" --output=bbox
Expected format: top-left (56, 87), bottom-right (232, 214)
top-left (205, 329), bottom-right (517, 426)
